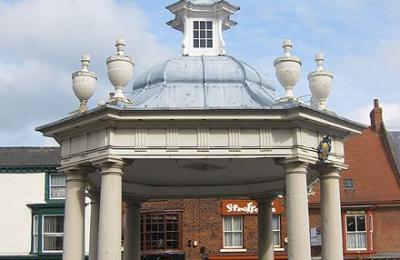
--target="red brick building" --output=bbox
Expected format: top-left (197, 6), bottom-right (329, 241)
top-left (136, 100), bottom-right (400, 260)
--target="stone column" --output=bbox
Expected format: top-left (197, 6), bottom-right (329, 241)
top-left (123, 201), bottom-right (141, 260)
top-left (320, 166), bottom-right (343, 260)
top-left (97, 160), bottom-right (125, 260)
top-left (62, 170), bottom-right (87, 260)
top-left (257, 196), bottom-right (275, 260)
top-left (282, 162), bottom-right (311, 260)
top-left (89, 194), bottom-right (100, 260)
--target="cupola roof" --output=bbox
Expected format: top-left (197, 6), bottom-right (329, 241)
top-left (131, 55), bottom-right (275, 109)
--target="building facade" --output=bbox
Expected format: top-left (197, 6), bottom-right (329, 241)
top-left (137, 100), bottom-right (400, 260)
top-left (0, 147), bottom-right (92, 260)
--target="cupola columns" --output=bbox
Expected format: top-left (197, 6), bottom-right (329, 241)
top-left (166, 0), bottom-right (239, 56)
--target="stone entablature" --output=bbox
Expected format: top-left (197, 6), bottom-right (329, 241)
top-left (41, 106), bottom-right (352, 170)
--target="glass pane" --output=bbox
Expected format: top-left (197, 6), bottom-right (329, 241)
top-left (200, 39), bottom-right (206, 48)
top-left (33, 216), bottom-right (39, 233)
top-left (51, 175), bottom-right (65, 185)
top-left (207, 30), bottom-right (213, 38)
top-left (194, 40), bottom-right (199, 48)
top-left (273, 231), bottom-right (280, 246)
top-left (193, 21), bottom-right (199, 29)
top-left (207, 21), bottom-right (213, 29)
top-left (272, 215), bottom-right (279, 230)
top-left (232, 232), bottom-right (242, 247)
top-left (207, 40), bottom-right (213, 48)
top-left (224, 233), bottom-right (232, 247)
top-left (200, 31), bottom-right (206, 38)
top-left (194, 30), bottom-right (199, 38)
top-left (200, 21), bottom-right (206, 29)
top-left (232, 216), bottom-right (242, 231)
top-left (43, 236), bottom-right (63, 251)
top-left (224, 217), bottom-right (233, 231)
top-left (51, 187), bottom-right (66, 198)
top-left (357, 216), bottom-right (366, 231)
top-left (357, 232), bottom-right (367, 248)
top-left (44, 216), bottom-right (64, 233)
top-left (347, 233), bottom-right (357, 249)
top-left (346, 216), bottom-right (356, 232)
top-left (33, 235), bottom-right (38, 252)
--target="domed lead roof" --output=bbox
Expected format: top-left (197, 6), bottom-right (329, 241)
top-left (131, 55), bottom-right (276, 109)
top-left (187, 0), bottom-right (221, 5)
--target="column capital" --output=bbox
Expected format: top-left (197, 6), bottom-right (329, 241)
top-left (276, 159), bottom-right (309, 174)
top-left (95, 158), bottom-right (129, 175)
top-left (314, 163), bottom-right (345, 180)
top-left (61, 166), bottom-right (91, 182)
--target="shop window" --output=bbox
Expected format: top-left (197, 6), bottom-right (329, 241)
top-left (141, 212), bottom-right (181, 251)
top-left (346, 213), bottom-right (367, 250)
top-left (193, 21), bottom-right (213, 48)
top-left (223, 216), bottom-right (243, 248)
top-left (42, 215), bottom-right (64, 252)
top-left (49, 173), bottom-right (66, 199)
top-left (273, 215), bottom-right (281, 247)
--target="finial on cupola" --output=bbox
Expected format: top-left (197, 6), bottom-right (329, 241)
top-left (308, 53), bottom-right (333, 110)
top-left (274, 39), bottom-right (302, 101)
top-left (106, 37), bottom-right (134, 104)
top-left (71, 54), bottom-right (97, 114)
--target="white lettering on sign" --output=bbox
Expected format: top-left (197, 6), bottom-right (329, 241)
top-left (226, 202), bottom-right (260, 214)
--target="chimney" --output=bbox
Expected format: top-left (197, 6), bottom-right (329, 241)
top-left (370, 99), bottom-right (384, 133)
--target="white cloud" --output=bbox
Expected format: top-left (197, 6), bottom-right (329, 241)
top-left (0, 0), bottom-right (176, 146)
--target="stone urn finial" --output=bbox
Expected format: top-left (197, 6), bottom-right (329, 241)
top-left (274, 39), bottom-right (302, 101)
top-left (71, 54), bottom-right (97, 114)
top-left (308, 53), bottom-right (333, 110)
top-left (106, 37), bottom-right (134, 104)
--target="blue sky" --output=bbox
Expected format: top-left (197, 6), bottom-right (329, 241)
top-left (0, 0), bottom-right (399, 146)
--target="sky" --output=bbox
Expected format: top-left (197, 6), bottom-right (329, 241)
top-left (0, 0), bottom-right (399, 146)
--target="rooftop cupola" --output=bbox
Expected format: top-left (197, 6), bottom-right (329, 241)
top-left (166, 0), bottom-right (239, 56)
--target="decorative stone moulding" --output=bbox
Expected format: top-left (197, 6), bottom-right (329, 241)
top-left (106, 38), bottom-right (134, 104)
top-left (71, 54), bottom-right (97, 114)
top-left (308, 53), bottom-right (333, 110)
top-left (274, 39), bottom-right (302, 101)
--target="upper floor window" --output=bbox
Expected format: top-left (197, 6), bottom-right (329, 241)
top-left (141, 212), bottom-right (181, 251)
top-left (272, 215), bottom-right (281, 248)
top-left (49, 173), bottom-right (66, 199)
top-left (193, 21), bottom-right (213, 48)
top-left (223, 216), bottom-right (243, 248)
top-left (344, 179), bottom-right (354, 189)
top-left (346, 213), bottom-right (367, 250)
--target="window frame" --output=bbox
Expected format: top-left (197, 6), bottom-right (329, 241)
top-left (272, 214), bottom-right (281, 248)
top-left (140, 211), bottom-right (182, 252)
top-left (48, 173), bottom-right (66, 201)
top-left (344, 211), bottom-right (374, 252)
top-left (32, 215), bottom-right (39, 253)
top-left (41, 214), bottom-right (64, 254)
top-left (344, 178), bottom-right (355, 189)
top-left (192, 19), bottom-right (214, 49)
top-left (29, 204), bottom-right (64, 256)
top-left (223, 216), bottom-right (244, 249)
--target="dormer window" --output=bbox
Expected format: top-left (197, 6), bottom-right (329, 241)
top-left (193, 21), bottom-right (213, 48)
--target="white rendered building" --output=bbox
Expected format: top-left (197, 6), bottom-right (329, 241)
top-left (0, 147), bottom-right (91, 260)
